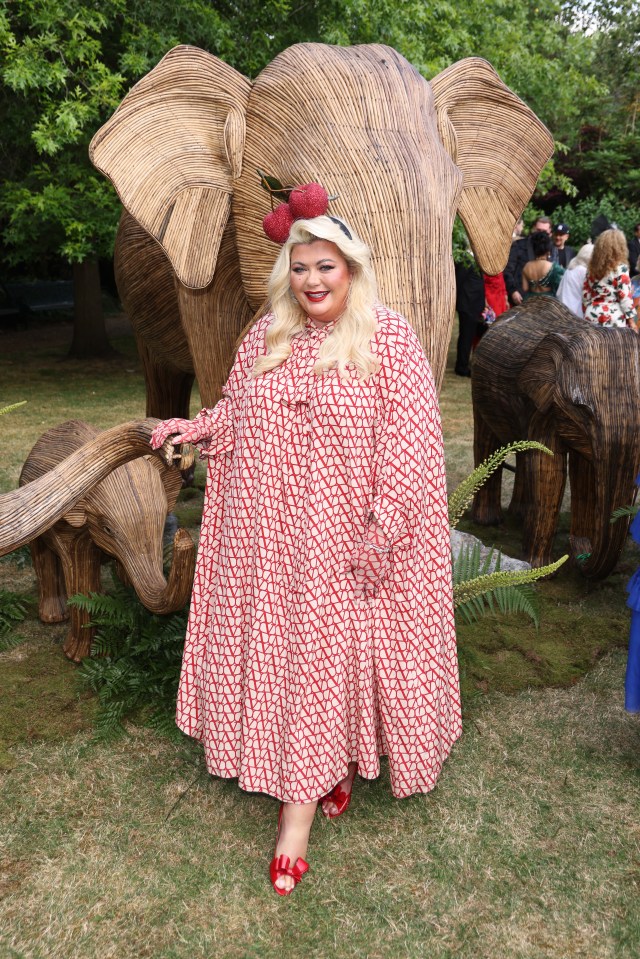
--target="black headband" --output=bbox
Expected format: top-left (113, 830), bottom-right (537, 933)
top-left (327, 216), bottom-right (352, 240)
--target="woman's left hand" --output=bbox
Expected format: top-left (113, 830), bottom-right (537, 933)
top-left (350, 525), bottom-right (391, 598)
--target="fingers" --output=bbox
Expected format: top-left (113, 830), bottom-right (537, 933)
top-left (173, 428), bottom-right (201, 445)
top-left (149, 428), bottom-right (175, 450)
top-left (149, 418), bottom-right (194, 449)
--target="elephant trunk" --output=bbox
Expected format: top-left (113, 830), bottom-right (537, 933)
top-left (130, 528), bottom-right (196, 614)
top-left (0, 419), bottom-right (171, 557)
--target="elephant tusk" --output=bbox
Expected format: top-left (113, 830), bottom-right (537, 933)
top-left (0, 418), bottom-right (171, 557)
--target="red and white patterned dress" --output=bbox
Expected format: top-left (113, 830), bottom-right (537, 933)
top-left (176, 305), bottom-right (462, 801)
top-left (583, 263), bottom-right (636, 329)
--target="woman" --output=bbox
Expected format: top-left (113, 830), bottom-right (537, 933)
top-left (521, 231), bottom-right (564, 299)
top-left (556, 242), bottom-right (593, 317)
top-left (151, 213), bottom-right (461, 895)
top-left (583, 228), bottom-right (637, 330)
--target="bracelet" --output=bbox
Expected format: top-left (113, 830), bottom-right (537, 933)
top-left (365, 540), bottom-right (391, 555)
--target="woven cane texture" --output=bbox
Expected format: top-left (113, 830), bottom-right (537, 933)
top-left (116, 211), bottom-right (254, 407)
top-left (90, 46), bottom-right (251, 289)
top-left (115, 211), bottom-right (193, 374)
top-left (18, 421), bottom-right (194, 660)
top-left (471, 298), bottom-right (640, 579)
top-left (92, 42), bottom-right (553, 395)
top-left (431, 59), bottom-right (554, 276)
top-left (175, 216), bottom-right (256, 405)
top-left (234, 42), bottom-right (462, 388)
top-left (0, 420), bottom-right (168, 557)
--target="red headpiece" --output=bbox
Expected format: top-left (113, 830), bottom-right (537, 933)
top-left (259, 171), bottom-right (345, 244)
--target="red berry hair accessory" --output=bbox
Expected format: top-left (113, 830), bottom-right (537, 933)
top-left (259, 170), bottom-right (346, 244)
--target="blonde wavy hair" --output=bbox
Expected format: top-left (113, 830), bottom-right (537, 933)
top-left (252, 216), bottom-right (380, 379)
top-left (588, 229), bottom-right (629, 282)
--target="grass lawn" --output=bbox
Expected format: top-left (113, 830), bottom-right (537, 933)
top-left (1, 312), bottom-right (639, 958)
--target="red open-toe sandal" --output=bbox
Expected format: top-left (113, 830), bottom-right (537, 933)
top-left (269, 804), bottom-right (310, 896)
top-left (270, 852), bottom-right (309, 896)
top-left (321, 782), bottom-right (352, 819)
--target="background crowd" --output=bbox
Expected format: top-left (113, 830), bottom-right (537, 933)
top-left (455, 217), bottom-right (640, 377)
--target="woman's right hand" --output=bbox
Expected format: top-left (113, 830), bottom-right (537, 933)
top-left (150, 417), bottom-right (205, 450)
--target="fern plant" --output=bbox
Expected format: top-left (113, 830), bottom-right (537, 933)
top-left (610, 504), bottom-right (639, 524)
top-left (448, 440), bottom-right (553, 529)
top-left (0, 400), bottom-right (26, 416)
top-left (0, 589), bottom-right (28, 651)
top-left (450, 441), bottom-right (568, 624)
top-left (70, 582), bottom-right (188, 739)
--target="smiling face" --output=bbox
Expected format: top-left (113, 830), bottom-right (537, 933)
top-left (289, 239), bottom-right (352, 325)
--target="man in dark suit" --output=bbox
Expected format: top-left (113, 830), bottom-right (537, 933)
top-left (551, 223), bottom-right (576, 268)
top-left (629, 223), bottom-right (640, 274)
top-left (504, 216), bottom-right (553, 305)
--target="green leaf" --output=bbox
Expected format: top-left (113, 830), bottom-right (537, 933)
top-left (611, 504), bottom-right (639, 524)
top-left (0, 401), bottom-right (27, 416)
top-left (453, 555), bottom-right (569, 621)
top-left (448, 441), bottom-right (554, 530)
top-left (0, 589), bottom-right (28, 638)
top-left (73, 581), bottom-right (188, 740)
top-left (257, 169), bottom-right (292, 202)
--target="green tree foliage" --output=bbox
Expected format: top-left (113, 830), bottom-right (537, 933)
top-left (558, 1), bottom-right (640, 203)
top-left (0, 0), bottom-right (235, 267)
top-left (551, 192), bottom-right (639, 247)
top-left (0, 0), bottom-right (637, 322)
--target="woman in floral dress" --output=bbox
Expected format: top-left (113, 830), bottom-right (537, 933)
top-left (151, 214), bottom-right (461, 894)
top-left (583, 228), bottom-right (637, 331)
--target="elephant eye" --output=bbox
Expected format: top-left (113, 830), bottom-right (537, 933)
top-left (102, 524), bottom-right (114, 536)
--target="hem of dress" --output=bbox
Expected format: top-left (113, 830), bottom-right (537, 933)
top-left (176, 719), bottom-right (463, 802)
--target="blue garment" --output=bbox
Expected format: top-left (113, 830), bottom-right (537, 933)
top-left (625, 511), bottom-right (640, 711)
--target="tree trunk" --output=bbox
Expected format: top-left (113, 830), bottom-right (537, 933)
top-left (68, 258), bottom-right (116, 358)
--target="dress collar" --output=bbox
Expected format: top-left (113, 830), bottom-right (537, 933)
top-left (303, 316), bottom-right (337, 339)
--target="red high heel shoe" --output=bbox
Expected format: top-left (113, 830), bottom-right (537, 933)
top-left (321, 782), bottom-right (353, 819)
top-left (269, 804), bottom-right (309, 896)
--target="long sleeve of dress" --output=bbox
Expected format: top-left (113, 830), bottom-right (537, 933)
top-left (371, 322), bottom-right (447, 550)
top-left (612, 268), bottom-right (637, 328)
top-left (190, 322), bottom-right (264, 456)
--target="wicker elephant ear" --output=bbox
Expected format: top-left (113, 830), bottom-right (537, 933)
top-left (90, 45), bottom-right (251, 289)
top-left (431, 58), bottom-right (554, 275)
top-left (517, 330), bottom-right (570, 413)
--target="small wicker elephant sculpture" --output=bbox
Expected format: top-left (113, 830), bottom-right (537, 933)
top-left (18, 420), bottom-right (195, 660)
top-left (471, 298), bottom-right (640, 579)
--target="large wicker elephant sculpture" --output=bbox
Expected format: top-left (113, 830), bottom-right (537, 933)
top-left (0, 419), bottom-right (194, 661)
top-left (89, 42), bottom-right (553, 416)
top-left (471, 298), bottom-right (640, 579)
